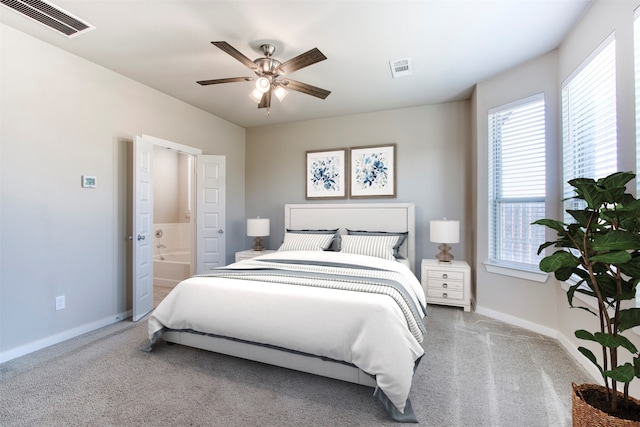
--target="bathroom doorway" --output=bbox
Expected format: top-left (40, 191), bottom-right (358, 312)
top-left (152, 147), bottom-right (194, 306)
top-left (133, 134), bottom-right (226, 320)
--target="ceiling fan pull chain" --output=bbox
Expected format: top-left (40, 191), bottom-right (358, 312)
top-left (266, 108), bottom-right (270, 118)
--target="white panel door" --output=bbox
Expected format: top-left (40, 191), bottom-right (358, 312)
top-left (133, 136), bottom-right (154, 321)
top-left (196, 155), bottom-right (226, 273)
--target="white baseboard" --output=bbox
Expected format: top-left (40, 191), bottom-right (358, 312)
top-left (475, 305), bottom-right (558, 338)
top-left (555, 331), bottom-right (602, 384)
top-left (0, 310), bottom-right (131, 364)
top-left (475, 304), bottom-right (600, 383)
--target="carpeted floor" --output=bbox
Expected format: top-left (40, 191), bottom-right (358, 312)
top-left (0, 305), bottom-right (594, 426)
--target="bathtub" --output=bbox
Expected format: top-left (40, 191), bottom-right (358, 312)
top-left (153, 251), bottom-right (192, 288)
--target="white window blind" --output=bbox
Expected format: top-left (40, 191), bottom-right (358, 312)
top-left (562, 34), bottom-right (617, 221)
top-left (488, 94), bottom-right (546, 269)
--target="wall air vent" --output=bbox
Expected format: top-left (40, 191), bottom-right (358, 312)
top-left (389, 58), bottom-right (413, 78)
top-left (1, 0), bottom-right (94, 38)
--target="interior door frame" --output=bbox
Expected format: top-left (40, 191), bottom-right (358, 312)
top-left (132, 135), bottom-right (202, 321)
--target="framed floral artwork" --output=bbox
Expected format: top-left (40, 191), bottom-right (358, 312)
top-left (349, 143), bottom-right (396, 198)
top-left (305, 148), bottom-right (348, 199)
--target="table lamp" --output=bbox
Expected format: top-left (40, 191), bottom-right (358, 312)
top-left (247, 217), bottom-right (270, 251)
top-left (430, 219), bottom-right (460, 263)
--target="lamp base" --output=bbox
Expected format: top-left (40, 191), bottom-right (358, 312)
top-left (435, 243), bottom-right (454, 263)
top-left (252, 236), bottom-right (265, 252)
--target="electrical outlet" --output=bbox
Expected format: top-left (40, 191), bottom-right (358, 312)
top-left (55, 295), bottom-right (65, 311)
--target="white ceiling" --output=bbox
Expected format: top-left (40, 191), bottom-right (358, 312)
top-left (0, 0), bottom-right (592, 128)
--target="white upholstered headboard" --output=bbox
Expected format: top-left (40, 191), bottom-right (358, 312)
top-left (284, 203), bottom-right (416, 271)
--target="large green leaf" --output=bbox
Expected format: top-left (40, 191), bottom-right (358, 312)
top-left (567, 210), bottom-right (596, 228)
top-left (536, 241), bottom-right (558, 255)
top-left (602, 186), bottom-right (627, 205)
top-left (616, 308), bottom-right (640, 332)
top-left (590, 251), bottom-right (632, 264)
top-left (566, 283), bottom-right (578, 306)
top-left (634, 356), bottom-right (640, 379)
top-left (605, 363), bottom-right (636, 383)
top-left (593, 230), bottom-right (640, 251)
top-left (570, 178), bottom-right (605, 208)
top-left (620, 257), bottom-right (640, 278)
top-left (592, 274), bottom-right (618, 300)
top-left (577, 346), bottom-right (604, 376)
top-left (577, 329), bottom-right (639, 353)
top-left (620, 277), bottom-right (640, 296)
top-left (539, 251), bottom-right (578, 273)
top-left (573, 268), bottom-right (591, 280)
top-left (591, 332), bottom-right (638, 354)
top-left (555, 267), bottom-right (576, 282)
top-left (597, 171), bottom-right (635, 190)
top-left (575, 329), bottom-right (595, 341)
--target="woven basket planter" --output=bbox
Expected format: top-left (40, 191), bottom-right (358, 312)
top-left (572, 383), bottom-right (640, 426)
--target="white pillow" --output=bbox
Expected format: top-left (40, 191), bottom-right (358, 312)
top-left (278, 232), bottom-right (335, 252)
top-left (340, 234), bottom-right (400, 260)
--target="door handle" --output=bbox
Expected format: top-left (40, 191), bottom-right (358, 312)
top-left (137, 234), bottom-right (146, 241)
top-left (218, 229), bottom-right (224, 234)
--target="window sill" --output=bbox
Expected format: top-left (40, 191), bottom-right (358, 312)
top-left (483, 261), bottom-right (549, 283)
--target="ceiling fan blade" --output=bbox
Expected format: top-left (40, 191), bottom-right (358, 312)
top-left (197, 77), bottom-right (254, 86)
top-left (211, 41), bottom-right (258, 71)
top-left (258, 90), bottom-right (272, 109)
top-left (276, 48), bottom-right (327, 75)
top-left (280, 79), bottom-right (331, 99)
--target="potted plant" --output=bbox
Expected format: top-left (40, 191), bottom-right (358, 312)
top-left (533, 171), bottom-right (640, 425)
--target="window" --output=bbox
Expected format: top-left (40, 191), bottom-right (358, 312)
top-left (488, 94), bottom-right (546, 270)
top-left (562, 34), bottom-right (617, 221)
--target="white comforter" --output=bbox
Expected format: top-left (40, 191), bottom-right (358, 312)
top-left (148, 251), bottom-right (426, 415)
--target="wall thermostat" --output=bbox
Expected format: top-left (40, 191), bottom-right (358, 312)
top-left (82, 175), bottom-right (97, 188)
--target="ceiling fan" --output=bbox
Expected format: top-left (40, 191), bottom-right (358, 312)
top-left (197, 42), bottom-right (331, 110)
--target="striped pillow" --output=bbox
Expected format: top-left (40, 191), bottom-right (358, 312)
top-left (340, 234), bottom-right (401, 260)
top-left (278, 232), bottom-right (335, 252)
top-left (346, 229), bottom-right (408, 258)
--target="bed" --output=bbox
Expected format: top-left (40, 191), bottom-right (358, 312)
top-left (146, 203), bottom-right (426, 422)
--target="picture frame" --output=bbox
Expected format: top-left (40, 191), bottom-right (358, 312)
top-left (349, 143), bottom-right (396, 198)
top-left (305, 148), bottom-right (348, 200)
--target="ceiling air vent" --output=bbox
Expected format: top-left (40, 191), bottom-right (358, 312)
top-left (389, 58), bottom-right (413, 78)
top-left (1, 0), bottom-right (94, 38)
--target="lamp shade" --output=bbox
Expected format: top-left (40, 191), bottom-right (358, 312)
top-left (255, 77), bottom-right (270, 93)
top-left (249, 88), bottom-right (263, 103)
top-left (247, 218), bottom-right (270, 237)
top-left (273, 85), bottom-right (288, 101)
top-left (430, 220), bottom-right (460, 244)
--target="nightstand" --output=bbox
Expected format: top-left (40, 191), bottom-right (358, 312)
top-left (421, 259), bottom-right (472, 312)
top-left (235, 249), bottom-right (276, 262)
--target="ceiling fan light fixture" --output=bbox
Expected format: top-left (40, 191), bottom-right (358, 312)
top-left (255, 77), bottom-right (270, 93)
top-left (249, 88), bottom-right (263, 103)
top-left (274, 85), bottom-right (288, 101)
top-left (199, 41), bottom-right (330, 113)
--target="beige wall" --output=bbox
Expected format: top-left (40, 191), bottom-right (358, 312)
top-left (245, 102), bottom-right (472, 274)
top-left (473, 0), bottom-right (640, 397)
top-left (474, 51), bottom-right (562, 333)
top-left (0, 24), bottom-right (246, 360)
top-left (153, 148), bottom-right (192, 224)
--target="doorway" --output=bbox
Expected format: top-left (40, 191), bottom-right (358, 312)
top-left (152, 147), bottom-right (194, 306)
top-left (133, 134), bottom-right (226, 321)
